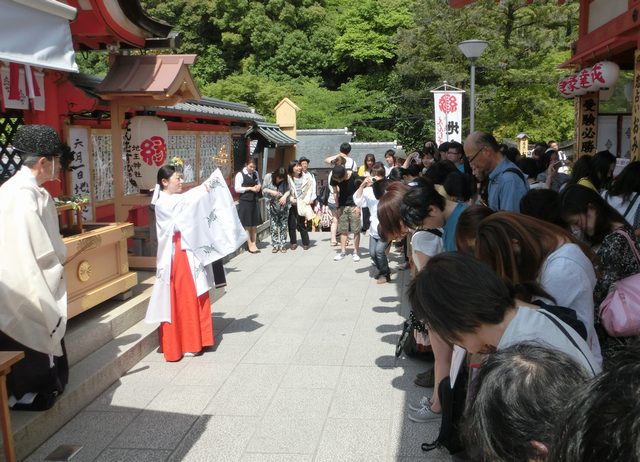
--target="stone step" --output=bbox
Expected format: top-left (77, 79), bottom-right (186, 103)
top-left (9, 318), bottom-right (159, 461)
top-left (64, 271), bottom-right (155, 367)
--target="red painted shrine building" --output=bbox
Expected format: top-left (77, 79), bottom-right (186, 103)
top-left (0, 0), bottom-right (295, 314)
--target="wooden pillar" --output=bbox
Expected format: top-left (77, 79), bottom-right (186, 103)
top-left (631, 50), bottom-right (640, 161)
top-left (112, 101), bottom-right (127, 222)
top-left (575, 92), bottom-right (599, 158)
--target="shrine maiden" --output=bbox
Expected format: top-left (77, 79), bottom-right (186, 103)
top-left (0, 125), bottom-right (69, 410)
top-left (145, 162), bottom-right (245, 361)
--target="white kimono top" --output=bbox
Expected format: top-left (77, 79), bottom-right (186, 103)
top-left (0, 168), bottom-right (67, 356)
top-left (145, 169), bottom-right (246, 324)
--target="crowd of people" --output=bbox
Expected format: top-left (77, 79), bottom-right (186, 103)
top-left (366, 132), bottom-right (640, 461)
top-left (250, 133), bottom-right (640, 459)
top-left (2, 122), bottom-right (639, 461)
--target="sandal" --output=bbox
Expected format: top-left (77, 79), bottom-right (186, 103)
top-left (272, 248), bottom-right (279, 253)
top-left (280, 248), bottom-right (287, 253)
top-left (330, 241), bottom-right (338, 247)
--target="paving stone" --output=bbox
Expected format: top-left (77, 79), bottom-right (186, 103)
top-left (94, 449), bottom-right (171, 462)
top-left (110, 410), bottom-right (198, 450)
top-left (244, 416), bottom-right (325, 454)
top-left (25, 411), bottom-right (138, 462)
top-left (203, 364), bottom-right (287, 416)
top-left (315, 418), bottom-right (390, 461)
top-left (169, 415), bottom-right (257, 462)
top-left (280, 365), bottom-right (341, 389)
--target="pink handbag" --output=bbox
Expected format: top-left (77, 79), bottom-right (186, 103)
top-left (599, 230), bottom-right (640, 337)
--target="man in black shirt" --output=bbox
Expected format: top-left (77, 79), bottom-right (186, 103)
top-left (330, 165), bottom-right (361, 261)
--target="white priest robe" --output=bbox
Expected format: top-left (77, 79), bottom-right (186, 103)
top-left (145, 169), bottom-right (246, 324)
top-left (0, 167), bottom-right (67, 356)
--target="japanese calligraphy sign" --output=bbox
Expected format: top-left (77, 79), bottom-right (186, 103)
top-left (631, 50), bottom-right (640, 161)
top-left (433, 91), bottom-right (464, 145)
top-left (125, 116), bottom-right (168, 190)
top-left (575, 92), bottom-right (599, 158)
top-left (67, 127), bottom-right (93, 221)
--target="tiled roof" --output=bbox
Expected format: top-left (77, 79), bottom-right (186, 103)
top-left (246, 122), bottom-right (297, 146)
top-left (70, 73), bottom-right (265, 123)
top-left (95, 54), bottom-right (199, 100)
top-left (150, 99), bottom-right (265, 123)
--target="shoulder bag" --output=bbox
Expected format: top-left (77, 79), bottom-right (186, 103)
top-left (599, 229), bottom-right (640, 337)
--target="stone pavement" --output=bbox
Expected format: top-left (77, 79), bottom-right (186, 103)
top-left (26, 232), bottom-right (451, 462)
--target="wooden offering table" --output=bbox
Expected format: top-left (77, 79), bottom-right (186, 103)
top-left (63, 223), bottom-right (138, 318)
top-left (0, 351), bottom-right (24, 462)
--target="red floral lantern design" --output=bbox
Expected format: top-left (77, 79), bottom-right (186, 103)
top-left (126, 116), bottom-right (169, 190)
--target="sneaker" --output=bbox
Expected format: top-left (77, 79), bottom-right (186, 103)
top-left (352, 254), bottom-right (361, 262)
top-left (408, 404), bottom-right (442, 423)
top-left (408, 395), bottom-right (432, 412)
top-left (334, 252), bottom-right (347, 261)
top-left (376, 276), bottom-right (387, 284)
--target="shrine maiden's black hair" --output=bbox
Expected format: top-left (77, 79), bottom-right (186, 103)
top-left (157, 165), bottom-right (177, 190)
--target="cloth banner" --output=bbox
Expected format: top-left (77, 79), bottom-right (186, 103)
top-left (433, 91), bottom-right (464, 145)
top-left (125, 116), bottom-right (169, 190)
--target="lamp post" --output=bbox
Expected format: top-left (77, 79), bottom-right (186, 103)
top-left (458, 39), bottom-right (488, 134)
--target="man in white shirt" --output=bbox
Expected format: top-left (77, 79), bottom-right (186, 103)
top-left (324, 142), bottom-right (357, 172)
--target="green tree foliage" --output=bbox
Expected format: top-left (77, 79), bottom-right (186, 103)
top-left (79, 0), bottom-right (581, 146)
top-left (393, 0), bottom-right (579, 147)
top-left (333, 0), bottom-right (415, 75)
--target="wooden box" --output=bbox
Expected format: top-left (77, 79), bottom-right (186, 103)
top-left (63, 223), bottom-right (138, 318)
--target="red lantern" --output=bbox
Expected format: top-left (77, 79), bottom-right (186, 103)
top-left (126, 116), bottom-right (169, 190)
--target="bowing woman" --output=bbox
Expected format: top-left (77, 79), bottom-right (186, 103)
top-left (234, 158), bottom-right (262, 253)
top-left (146, 162), bottom-right (246, 362)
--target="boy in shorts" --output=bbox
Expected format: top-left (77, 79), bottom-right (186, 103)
top-left (330, 165), bottom-right (361, 261)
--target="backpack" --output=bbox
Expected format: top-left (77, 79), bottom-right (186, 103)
top-left (395, 312), bottom-right (434, 360)
top-left (317, 184), bottom-right (330, 206)
top-left (422, 364), bottom-right (469, 456)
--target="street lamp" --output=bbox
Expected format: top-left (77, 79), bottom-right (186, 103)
top-left (458, 39), bottom-right (488, 134)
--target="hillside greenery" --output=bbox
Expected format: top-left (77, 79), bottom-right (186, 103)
top-left (78, 0), bottom-right (580, 149)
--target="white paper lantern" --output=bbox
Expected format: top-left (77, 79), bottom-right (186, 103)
top-left (558, 76), bottom-right (574, 98)
top-left (591, 61), bottom-right (620, 89)
top-left (125, 116), bottom-right (169, 190)
top-left (577, 67), bottom-right (595, 93)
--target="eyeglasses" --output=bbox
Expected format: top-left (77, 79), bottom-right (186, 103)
top-left (468, 146), bottom-right (485, 164)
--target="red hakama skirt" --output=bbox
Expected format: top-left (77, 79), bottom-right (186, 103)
top-left (160, 232), bottom-right (214, 361)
